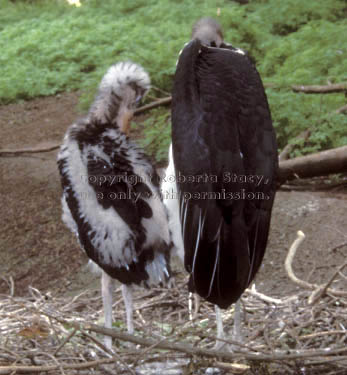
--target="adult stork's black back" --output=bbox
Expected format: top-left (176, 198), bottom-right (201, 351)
top-left (171, 21), bottom-right (278, 309)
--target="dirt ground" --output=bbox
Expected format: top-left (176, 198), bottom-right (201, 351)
top-left (0, 92), bottom-right (346, 304)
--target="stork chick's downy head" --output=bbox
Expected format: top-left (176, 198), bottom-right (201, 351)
top-left (191, 17), bottom-right (224, 47)
top-left (89, 62), bottom-right (150, 134)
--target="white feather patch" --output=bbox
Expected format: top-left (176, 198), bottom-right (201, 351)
top-left (161, 144), bottom-right (184, 263)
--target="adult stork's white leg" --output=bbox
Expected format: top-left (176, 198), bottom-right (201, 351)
top-left (214, 299), bottom-right (242, 351)
top-left (121, 284), bottom-right (134, 334)
top-left (101, 271), bottom-right (115, 350)
top-left (232, 299), bottom-right (242, 344)
top-left (214, 305), bottom-right (227, 350)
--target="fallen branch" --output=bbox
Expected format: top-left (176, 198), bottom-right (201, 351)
top-left (291, 83), bottom-right (347, 94)
top-left (278, 145), bottom-right (347, 184)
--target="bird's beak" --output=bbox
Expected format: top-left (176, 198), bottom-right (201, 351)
top-left (119, 110), bottom-right (134, 135)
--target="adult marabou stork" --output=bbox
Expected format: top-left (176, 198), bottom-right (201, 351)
top-left (58, 62), bottom-right (171, 350)
top-left (165, 18), bottom-right (278, 346)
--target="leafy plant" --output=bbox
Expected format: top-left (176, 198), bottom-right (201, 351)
top-left (0, 0), bottom-right (346, 160)
top-left (132, 108), bottom-right (171, 164)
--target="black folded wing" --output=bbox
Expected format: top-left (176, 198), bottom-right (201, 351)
top-left (171, 40), bottom-right (278, 308)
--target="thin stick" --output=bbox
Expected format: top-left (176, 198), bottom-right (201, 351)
top-left (38, 353), bottom-right (66, 375)
top-left (134, 97), bottom-right (171, 115)
top-left (299, 330), bottom-right (347, 340)
top-left (308, 262), bottom-right (347, 305)
top-left (80, 330), bottom-right (136, 375)
top-left (151, 86), bottom-right (170, 96)
top-left (245, 284), bottom-right (286, 305)
top-left (0, 144), bottom-right (60, 156)
top-left (53, 328), bottom-right (78, 356)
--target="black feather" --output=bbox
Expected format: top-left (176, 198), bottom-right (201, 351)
top-left (172, 39), bottom-right (278, 308)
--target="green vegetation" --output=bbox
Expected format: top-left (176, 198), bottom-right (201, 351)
top-left (0, 0), bottom-right (346, 160)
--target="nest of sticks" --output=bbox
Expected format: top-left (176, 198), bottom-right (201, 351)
top-left (0, 232), bottom-right (346, 375)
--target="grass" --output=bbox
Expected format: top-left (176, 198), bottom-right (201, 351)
top-left (0, 0), bottom-right (346, 160)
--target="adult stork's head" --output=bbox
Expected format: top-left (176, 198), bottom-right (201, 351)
top-left (191, 17), bottom-right (224, 47)
top-left (89, 62), bottom-right (150, 134)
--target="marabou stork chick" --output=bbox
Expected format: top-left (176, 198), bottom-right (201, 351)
top-left (58, 62), bottom-right (171, 350)
top-left (164, 18), bottom-right (278, 348)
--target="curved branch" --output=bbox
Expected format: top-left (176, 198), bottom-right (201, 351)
top-left (285, 231), bottom-right (347, 299)
top-left (285, 231), bottom-right (309, 288)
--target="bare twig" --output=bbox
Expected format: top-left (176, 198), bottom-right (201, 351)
top-left (300, 330), bottom-right (347, 340)
top-left (150, 86), bottom-right (170, 96)
top-left (285, 231), bottom-right (347, 298)
top-left (80, 330), bottom-right (136, 375)
top-left (0, 143), bottom-right (60, 156)
top-left (291, 83), bottom-right (347, 94)
top-left (214, 361), bottom-right (250, 373)
top-left (308, 262), bottom-right (347, 305)
top-left (245, 284), bottom-right (290, 305)
top-left (53, 328), bottom-right (78, 356)
top-left (330, 241), bottom-right (347, 253)
top-left (134, 97), bottom-right (171, 115)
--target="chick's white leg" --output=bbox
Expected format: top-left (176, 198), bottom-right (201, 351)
top-left (122, 284), bottom-right (134, 334)
top-left (101, 271), bottom-right (115, 350)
